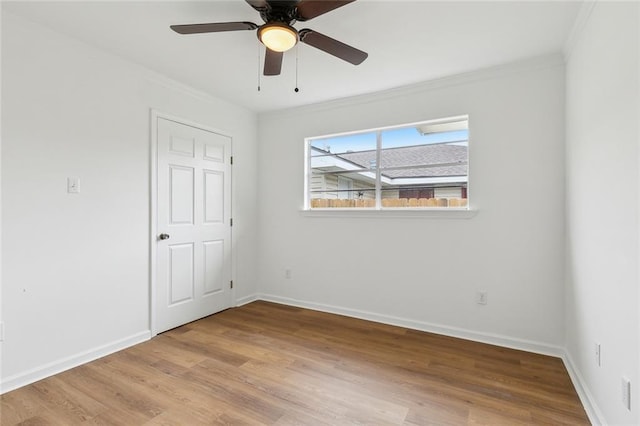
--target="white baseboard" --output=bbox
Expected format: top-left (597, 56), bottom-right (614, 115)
top-left (235, 293), bottom-right (259, 307)
top-left (257, 293), bottom-right (564, 357)
top-left (561, 351), bottom-right (605, 425)
top-left (0, 330), bottom-right (151, 395)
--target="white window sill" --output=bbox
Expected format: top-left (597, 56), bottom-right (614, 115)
top-left (299, 208), bottom-right (478, 219)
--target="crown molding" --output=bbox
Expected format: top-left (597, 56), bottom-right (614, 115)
top-left (260, 53), bottom-right (565, 120)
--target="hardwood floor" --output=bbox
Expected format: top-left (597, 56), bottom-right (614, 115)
top-left (2, 301), bottom-right (589, 425)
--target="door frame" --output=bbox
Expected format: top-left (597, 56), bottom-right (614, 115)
top-left (149, 109), bottom-right (234, 337)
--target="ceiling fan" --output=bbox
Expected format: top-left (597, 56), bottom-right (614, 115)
top-left (170, 0), bottom-right (368, 76)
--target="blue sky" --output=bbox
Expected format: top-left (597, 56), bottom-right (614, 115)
top-left (310, 127), bottom-right (468, 154)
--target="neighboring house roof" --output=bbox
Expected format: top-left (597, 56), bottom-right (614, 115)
top-left (334, 143), bottom-right (468, 179)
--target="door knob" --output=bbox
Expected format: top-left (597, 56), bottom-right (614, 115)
top-left (158, 233), bottom-right (170, 240)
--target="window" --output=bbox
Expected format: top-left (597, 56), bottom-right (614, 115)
top-left (305, 116), bottom-right (469, 210)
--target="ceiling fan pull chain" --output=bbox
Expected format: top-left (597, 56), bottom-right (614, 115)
top-left (257, 43), bottom-right (262, 91)
top-left (294, 44), bottom-right (300, 93)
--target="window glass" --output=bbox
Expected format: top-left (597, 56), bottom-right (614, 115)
top-left (306, 116), bottom-right (468, 210)
top-left (309, 132), bottom-right (377, 209)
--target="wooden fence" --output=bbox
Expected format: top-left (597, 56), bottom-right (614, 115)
top-left (310, 198), bottom-right (468, 208)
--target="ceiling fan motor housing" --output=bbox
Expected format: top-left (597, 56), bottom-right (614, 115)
top-left (256, 1), bottom-right (299, 25)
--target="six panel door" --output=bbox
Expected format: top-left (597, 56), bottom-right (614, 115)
top-left (156, 117), bottom-right (232, 334)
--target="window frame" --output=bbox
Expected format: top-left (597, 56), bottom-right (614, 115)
top-left (304, 116), bottom-right (472, 215)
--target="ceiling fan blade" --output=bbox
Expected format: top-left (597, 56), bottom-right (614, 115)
top-left (299, 29), bottom-right (367, 65)
top-left (295, 0), bottom-right (356, 21)
top-left (264, 48), bottom-right (284, 76)
top-left (170, 22), bottom-right (258, 34)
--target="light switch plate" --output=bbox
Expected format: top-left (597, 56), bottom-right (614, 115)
top-left (67, 177), bottom-right (80, 193)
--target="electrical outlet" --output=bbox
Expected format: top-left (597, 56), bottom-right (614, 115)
top-left (595, 343), bottom-right (601, 367)
top-left (622, 377), bottom-right (631, 411)
top-left (476, 291), bottom-right (488, 305)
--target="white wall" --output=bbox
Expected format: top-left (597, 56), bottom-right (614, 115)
top-left (1, 11), bottom-right (258, 391)
top-left (257, 56), bottom-right (567, 352)
top-left (6, 7), bottom-right (637, 424)
top-left (0, 3), bottom-right (4, 386)
top-left (565, 2), bottom-right (640, 425)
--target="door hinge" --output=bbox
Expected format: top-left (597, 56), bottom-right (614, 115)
top-left (230, 280), bottom-right (234, 289)
top-left (230, 218), bottom-right (233, 227)
top-left (230, 156), bottom-right (233, 165)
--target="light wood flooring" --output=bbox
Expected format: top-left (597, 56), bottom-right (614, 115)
top-left (2, 301), bottom-right (589, 425)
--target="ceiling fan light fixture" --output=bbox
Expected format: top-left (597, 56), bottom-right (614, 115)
top-left (258, 22), bottom-right (298, 52)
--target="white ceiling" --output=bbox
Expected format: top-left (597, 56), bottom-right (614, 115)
top-left (3, 1), bottom-right (582, 113)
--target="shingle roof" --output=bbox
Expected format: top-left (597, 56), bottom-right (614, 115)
top-left (337, 143), bottom-right (467, 178)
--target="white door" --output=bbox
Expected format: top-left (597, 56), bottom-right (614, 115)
top-left (155, 117), bottom-right (232, 334)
